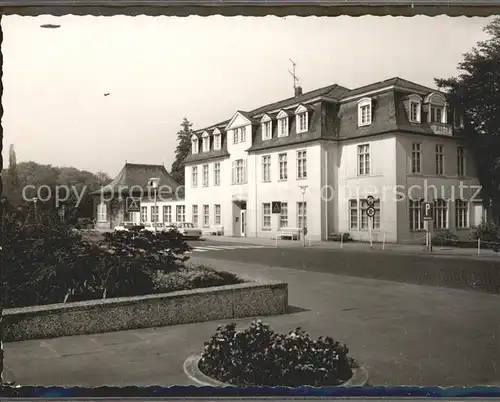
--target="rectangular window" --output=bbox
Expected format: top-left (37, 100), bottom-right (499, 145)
top-left (360, 105), bottom-right (371, 125)
top-left (202, 137), bottom-right (209, 152)
top-left (262, 155), bottom-right (271, 182)
top-left (409, 199), bottom-right (424, 231)
top-left (214, 162), bottom-right (221, 186)
top-left (435, 144), bottom-right (444, 175)
top-left (214, 204), bottom-right (221, 225)
top-left (203, 205), bottom-right (210, 227)
top-left (434, 199), bottom-right (448, 229)
top-left (358, 144), bottom-right (370, 175)
top-left (192, 139), bottom-right (198, 154)
top-left (233, 129), bottom-right (239, 144)
top-left (360, 199), bottom-right (380, 230)
top-left (240, 126), bottom-right (247, 142)
top-left (431, 106), bottom-right (443, 123)
top-left (163, 205), bottom-right (172, 223)
top-left (97, 202), bottom-right (107, 222)
top-left (297, 202), bottom-right (307, 230)
top-left (192, 166), bottom-right (198, 187)
top-left (457, 147), bottom-right (465, 176)
top-left (410, 101), bottom-right (420, 122)
top-left (202, 164), bottom-right (209, 187)
top-left (263, 121), bottom-right (272, 140)
top-left (278, 153), bottom-right (288, 180)
top-left (232, 159), bottom-right (247, 184)
top-left (141, 206), bottom-right (148, 223)
top-left (262, 203), bottom-right (271, 230)
top-left (297, 113), bottom-right (307, 133)
top-left (349, 200), bottom-right (358, 230)
top-left (151, 206), bottom-right (159, 223)
top-left (411, 143), bottom-right (422, 174)
top-left (176, 205), bottom-right (185, 223)
top-left (214, 134), bottom-right (221, 150)
top-left (455, 199), bottom-right (469, 229)
top-left (280, 202), bottom-right (288, 228)
top-left (192, 205), bottom-right (199, 226)
top-left (297, 150), bottom-right (307, 179)
top-left (278, 118), bottom-right (288, 137)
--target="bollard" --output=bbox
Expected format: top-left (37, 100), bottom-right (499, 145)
top-left (382, 232), bottom-right (386, 250)
top-left (340, 232), bottom-right (344, 249)
top-left (477, 238), bottom-right (481, 255)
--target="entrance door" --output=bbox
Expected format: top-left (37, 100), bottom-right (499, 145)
top-left (241, 210), bottom-right (246, 237)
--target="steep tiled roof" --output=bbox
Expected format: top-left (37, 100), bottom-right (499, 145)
top-left (91, 163), bottom-right (180, 196)
top-left (342, 77), bottom-right (440, 100)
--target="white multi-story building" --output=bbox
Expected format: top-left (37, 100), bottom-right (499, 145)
top-left (179, 77), bottom-right (484, 242)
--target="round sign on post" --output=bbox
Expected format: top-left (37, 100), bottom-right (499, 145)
top-left (366, 206), bottom-right (376, 218)
top-left (366, 195), bottom-right (375, 207)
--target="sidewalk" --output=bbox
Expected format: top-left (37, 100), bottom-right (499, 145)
top-left (204, 235), bottom-right (500, 260)
top-left (5, 257), bottom-right (500, 387)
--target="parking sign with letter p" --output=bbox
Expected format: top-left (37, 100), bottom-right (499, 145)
top-left (422, 202), bottom-right (433, 221)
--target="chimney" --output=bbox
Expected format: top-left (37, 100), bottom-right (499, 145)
top-left (295, 86), bottom-right (303, 97)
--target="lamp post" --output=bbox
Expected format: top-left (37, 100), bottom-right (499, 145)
top-left (299, 185), bottom-right (308, 247)
top-left (149, 178), bottom-right (160, 234)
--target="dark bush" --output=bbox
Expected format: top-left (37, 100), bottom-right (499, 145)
top-left (432, 229), bottom-right (458, 247)
top-left (199, 320), bottom-right (354, 387)
top-left (153, 264), bottom-right (243, 293)
top-left (471, 219), bottom-right (500, 251)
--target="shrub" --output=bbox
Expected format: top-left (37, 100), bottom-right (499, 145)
top-left (199, 320), bottom-right (354, 387)
top-left (471, 219), bottom-right (500, 251)
top-left (152, 264), bottom-right (243, 293)
top-left (432, 229), bottom-right (458, 247)
top-left (329, 232), bottom-right (351, 242)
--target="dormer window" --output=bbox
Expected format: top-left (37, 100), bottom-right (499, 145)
top-left (240, 126), bottom-right (247, 142)
top-left (408, 94), bottom-right (422, 123)
top-left (260, 115), bottom-right (272, 141)
top-left (276, 110), bottom-right (289, 137)
top-left (358, 98), bottom-right (372, 127)
top-left (233, 129), bottom-right (239, 144)
top-left (214, 132), bottom-right (221, 150)
top-left (425, 93), bottom-right (448, 124)
top-left (294, 105), bottom-right (309, 134)
top-left (191, 135), bottom-right (199, 154)
top-left (202, 132), bottom-right (210, 152)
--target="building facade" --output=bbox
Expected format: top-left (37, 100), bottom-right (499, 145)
top-left (176, 77), bottom-right (484, 243)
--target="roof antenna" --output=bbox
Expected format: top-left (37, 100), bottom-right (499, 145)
top-left (289, 59), bottom-right (301, 97)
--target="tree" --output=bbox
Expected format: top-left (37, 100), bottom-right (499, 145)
top-left (3, 144), bottom-right (23, 205)
top-left (170, 117), bottom-right (194, 185)
top-left (435, 18), bottom-right (500, 207)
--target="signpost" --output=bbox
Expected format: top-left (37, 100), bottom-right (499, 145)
top-left (272, 201), bottom-right (282, 214)
top-left (366, 196), bottom-right (376, 249)
top-left (126, 197), bottom-right (141, 213)
top-left (422, 202), bottom-right (434, 252)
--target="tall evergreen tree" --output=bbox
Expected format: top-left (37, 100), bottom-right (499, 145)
top-left (170, 117), bottom-right (194, 185)
top-left (435, 18), bottom-right (500, 207)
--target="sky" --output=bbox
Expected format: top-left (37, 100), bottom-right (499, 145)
top-left (2, 15), bottom-right (495, 177)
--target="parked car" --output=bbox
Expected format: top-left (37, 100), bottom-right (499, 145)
top-left (170, 222), bottom-right (202, 239)
top-left (140, 222), bottom-right (166, 233)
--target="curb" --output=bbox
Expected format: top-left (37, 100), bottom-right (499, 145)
top-left (184, 354), bottom-right (370, 387)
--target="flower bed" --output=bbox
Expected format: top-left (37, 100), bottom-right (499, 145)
top-left (197, 321), bottom-right (358, 387)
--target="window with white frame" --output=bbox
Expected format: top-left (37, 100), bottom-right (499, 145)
top-left (192, 205), bottom-right (199, 226)
top-left (358, 144), bottom-right (370, 175)
top-left (358, 98), bottom-right (372, 126)
top-left (408, 95), bottom-right (422, 123)
top-left (176, 205), bottom-right (185, 223)
top-left (411, 143), bottom-right (422, 174)
top-left (360, 199), bottom-right (380, 230)
top-left (431, 106), bottom-right (444, 123)
top-left (455, 199), bottom-right (469, 229)
top-left (191, 166), bottom-right (198, 187)
top-left (97, 202), bottom-right (107, 222)
top-left (435, 144), bottom-right (444, 175)
top-left (278, 117), bottom-right (289, 137)
top-left (203, 205), bottom-right (210, 227)
top-left (280, 202), bottom-right (288, 228)
top-left (262, 203), bottom-right (271, 230)
top-left (202, 164), bottom-right (209, 187)
top-left (214, 204), bottom-right (221, 225)
top-left (262, 155), bottom-right (271, 182)
top-left (457, 147), bottom-right (466, 176)
top-left (213, 133), bottom-right (221, 150)
top-left (141, 206), bottom-right (148, 222)
top-left (214, 162), bottom-right (221, 186)
top-left (297, 202), bottom-right (307, 230)
top-left (433, 199), bottom-right (448, 229)
top-left (296, 150), bottom-right (307, 179)
top-left (151, 206), bottom-right (159, 223)
top-left (409, 199), bottom-right (424, 231)
top-left (454, 110), bottom-right (464, 128)
top-left (349, 200), bottom-right (358, 230)
top-left (202, 133), bottom-right (209, 152)
top-left (232, 159), bottom-right (247, 184)
top-left (191, 137), bottom-right (199, 154)
top-left (262, 120), bottom-right (272, 140)
top-left (163, 205), bottom-right (172, 223)
top-left (297, 112), bottom-right (308, 133)
top-left (124, 211), bottom-right (132, 223)
top-left (240, 126), bottom-right (247, 143)
top-left (278, 153), bottom-right (288, 180)
top-left (233, 128), bottom-right (239, 144)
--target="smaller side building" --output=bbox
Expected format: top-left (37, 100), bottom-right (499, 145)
top-left (91, 162), bottom-right (185, 229)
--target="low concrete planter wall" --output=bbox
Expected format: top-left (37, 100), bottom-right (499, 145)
top-left (3, 280), bottom-right (288, 342)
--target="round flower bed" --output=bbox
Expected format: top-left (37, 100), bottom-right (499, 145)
top-left (190, 320), bottom-right (364, 387)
